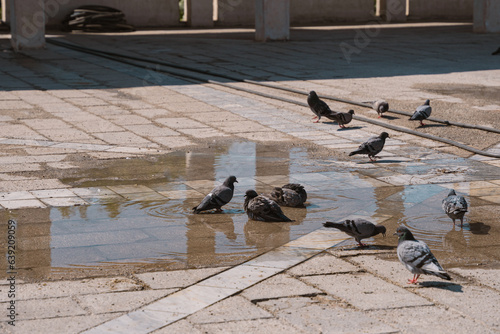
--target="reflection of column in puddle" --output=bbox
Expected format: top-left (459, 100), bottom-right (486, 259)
top-left (0, 207), bottom-right (52, 281)
top-left (185, 148), bottom-right (217, 267)
top-left (243, 144), bottom-right (293, 250)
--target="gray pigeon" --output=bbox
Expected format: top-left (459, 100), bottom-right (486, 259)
top-left (192, 176), bottom-right (238, 213)
top-left (331, 110), bottom-right (355, 128)
top-left (442, 189), bottom-right (468, 226)
top-left (349, 132), bottom-right (389, 161)
top-left (266, 183), bottom-right (307, 207)
top-left (244, 189), bottom-right (293, 222)
top-left (372, 100), bottom-right (389, 118)
top-left (307, 91), bottom-right (338, 123)
top-left (409, 99), bottom-right (431, 126)
top-left (323, 219), bottom-right (386, 247)
top-left (395, 226), bottom-right (451, 284)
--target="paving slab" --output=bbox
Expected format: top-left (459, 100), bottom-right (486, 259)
top-left (369, 305), bottom-right (497, 334)
top-left (302, 273), bottom-right (433, 310)
top-left (0, 297), bottom-right (86, 320)
top-left (416, 284), bottom-right (500, 329)
top-left (0, 277), bottom-right (143, 302)
top-left (194, 318), bottom-right (306, 334)
top-left (286, 253), bottom-right (361, 276)
top-left (187, 295), bottom-right (272, 324)
top-left (449, 268), bottom-right (500, 291)
top-left (5, 314), bottom-right (122, 334)
top-left (152, 319), bottom-right (204, 334)
top-left (135, 267), bottom-right (230, 290)
top-left (258, 296), bottom-right (397, 334)
top-left (76, 289), bottom-right (179, 314)
top-left (241, 273), bottom-right (322, 301)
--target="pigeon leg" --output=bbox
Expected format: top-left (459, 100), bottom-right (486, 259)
top-left (408, 274), bottom-right (420, 284)
top-left (369, 156), bottom-right (377, 162)
top-left (452, 218), bottom-right (455, 226)
top-left (312, 116), bottom-right (319, 123)
top-left (215, 208), bottom-right (223, 213)
top-left (357, 241), bottom-right (367, 247)
top-left (420, 121), bottom-right (425, 126)
top-left (378, 115), bottom-right (382, 118)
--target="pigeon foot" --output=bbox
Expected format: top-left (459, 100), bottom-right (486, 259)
top-left (407, 275), bottom-right (420, 284)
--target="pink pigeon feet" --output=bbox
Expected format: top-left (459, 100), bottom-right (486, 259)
top-left (407, 274), bottom-right (420, 284)
top-left (312, 116), bottom-right (319, 123)
top-left (215, 208), bottom-right (223, 213)
top-left (420, 121), bottom-right (426, 126)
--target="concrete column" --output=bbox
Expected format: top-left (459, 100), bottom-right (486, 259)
top-left (255, 0), bottom-right (290, 41)
top-left (187, 0), bottom-right (214, 27)
top-left (9, 0), bottom-right (45, 51)
top-left (474, 0), bottom-right (500, 33)
top-left (385, 0), bottom-right (406, 22)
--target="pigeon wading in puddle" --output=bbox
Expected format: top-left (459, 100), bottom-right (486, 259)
top-left (323, 219), bottom-right (386, 247)
top-left (192, 176), bottom-right (238, 214)
top-left (244, 190), bottom-right (293, 222)
top-left (265, 183), bottom-right (307, 207)
top-left (442, 189), bottom-right (468, 226)
top-left (395, 226), bottom-right (451, 284)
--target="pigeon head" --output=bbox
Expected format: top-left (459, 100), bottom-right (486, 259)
top-left (380, 132), bottom-right (390, 139)
top-left (308, 91), bottom-right (319, 101)
top-left (378, 103), bottom-right (388, 113)
top-left (348, 110), bottom-right (355, 115)
top-left (224, 175), bottom-right (238, 186)
top-left (244, 190), bottom-right (258, 199)
top-left (447, 189), bottom-right (456, 196)
top-left (377, 225), bottom-right (387, 237)
top-left (394, 226), bottom-right (416, 241)
top-left (424, 99), bottom-right (430, 105)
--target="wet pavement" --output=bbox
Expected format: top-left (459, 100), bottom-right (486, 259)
top-left (0, 22), bottom-right (500, 333)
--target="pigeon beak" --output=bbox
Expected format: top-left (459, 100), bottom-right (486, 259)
top-left (393, 232), bottom-right (398, 236)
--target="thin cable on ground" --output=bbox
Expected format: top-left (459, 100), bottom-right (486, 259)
top-left (45, 38), bottom-right (500, 158)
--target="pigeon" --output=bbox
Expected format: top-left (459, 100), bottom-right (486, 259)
top-left (244, 189), bottom-right (293, 222)
top-left (307, 91), bottom-right (338, 123)
top-left (265, 183), bottom-right (307, 207)
top-left (192, 176), bottom-right (238, 214)
top-left (349, 132), bottom-right (389, 162)
top-left (323, 219), bottom-right (386, 247)
top-left (372, 100), bottom-right (389, 118)
top-left (442, 189), bottom-right (468, 226)
top-left (409, 99), bottom-right (431, 126)
top-left (331, 110), bottom-right (355, 128)
top-left (395, 226), bottom-right (451, 284)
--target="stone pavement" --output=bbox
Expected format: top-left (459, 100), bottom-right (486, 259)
top-left (0, 22), bottom-right (500, 333)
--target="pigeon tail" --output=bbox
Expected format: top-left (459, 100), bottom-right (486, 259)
top-left (323, 221), bottom-right (347, 231)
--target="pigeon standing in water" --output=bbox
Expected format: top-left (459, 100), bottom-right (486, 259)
top-left (442, 189), bottom-right (468, 226)
top-left (307, 91), bottom-right (338, 123)
top-left (266, 183), bottom-right (307, 207)
top-left (244, 190), bottom-right (293, 222)
top-left (349, 132), bottom-right (389, 162)
top-left (409, 99), bottom-right (432, 126)
top-left (395, 226), bottom-right (451, 284)
top-left (323, 219), bottom-right (386, 247)
top-left (332, 110), bottom-right (355, 128)
top-left (372, 100), bottom-right (389, 118)
top-left (192, 176), bottom-right (238, 213)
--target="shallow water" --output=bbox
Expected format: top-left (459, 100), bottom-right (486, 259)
top-left (1, 141), bottom-right (499, 281)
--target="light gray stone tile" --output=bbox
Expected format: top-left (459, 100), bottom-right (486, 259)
top-left (241, 274), bottom-right (322, 301)
top-left (199, 265), bottom-right (282, 290)
top-left (76, 289), bottom-right (179, 314)
top-left (12, 314), bottom-right (122, 334)
top-left (449, 268), bottom-right (500, 291)
top-left (302, 273), bottom-right (433, 310)
top-left (0, 297), bottom-right (86, 320)
top-left (287, 253), bottom-right (361, 276)
top-left (187, 296), bottom-right (272, 324)
top-left (283, 229), bottom-right (348, 250)
top-left (258, 296), bottom-right (397, 334)
top-left (244, 246), bottom-right (320, 269)
top-left (195, 318), bottom-right (306, 334)
top-left (136, 267), bottom-right (230, 290)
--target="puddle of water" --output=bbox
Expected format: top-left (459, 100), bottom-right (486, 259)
top-left (1, 141), bottom-right (500, 281)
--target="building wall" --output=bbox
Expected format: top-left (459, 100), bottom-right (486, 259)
top-left (2, 0), bottom-right (181, 28)
top-left (408, 0), bottom-right (473, 20)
